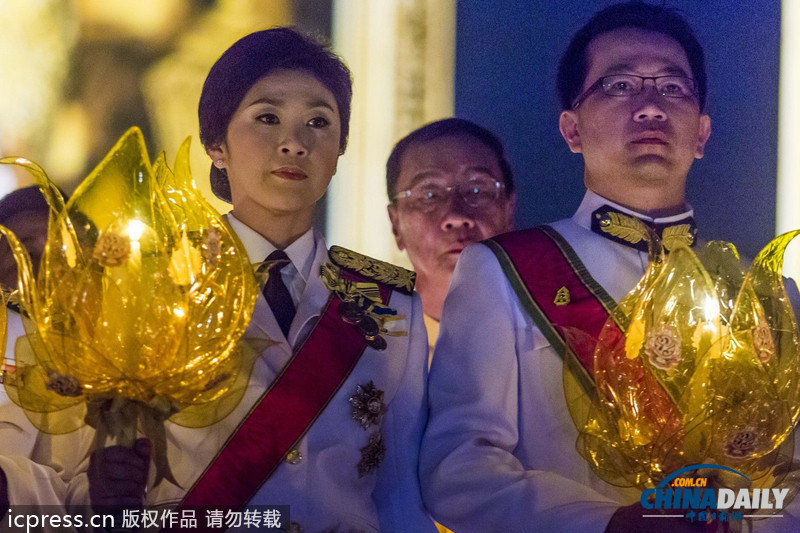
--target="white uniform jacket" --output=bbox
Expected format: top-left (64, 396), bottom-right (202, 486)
top-left (1, 307), bottom-right (76, 509)
top-left (64, 227), bottom-right (435, 533)
top-left (2, 309), bottom-right (37, 456)
top-left (420, 190), bottom-right (800, 533)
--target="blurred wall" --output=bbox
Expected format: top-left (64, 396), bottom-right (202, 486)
top-left (455, 0), bottom-right (780, 259)
top-left (1, 0), bottom-right (783, 262)
top-left (0, 0), bottom-right (291, 214)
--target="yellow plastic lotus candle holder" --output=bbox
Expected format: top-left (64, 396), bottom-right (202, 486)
top-left (0, 127), bottom-right (258, 485)
top-left (564, 232), bottom-right (800, 499)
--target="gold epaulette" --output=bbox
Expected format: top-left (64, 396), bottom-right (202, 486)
top-left (328, 245), bottom-right (415, 295)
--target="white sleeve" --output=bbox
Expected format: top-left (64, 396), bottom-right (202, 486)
top-left (420, 243), bottom-right (619, 532)
top-left (2, 424), bottom-right (93, 505)
top-left (0, 315), bottom-right (68, 509)
top-left (373, 292), bottom-right (436, 532)
top-left (0, 455), bottom-right (66, 507)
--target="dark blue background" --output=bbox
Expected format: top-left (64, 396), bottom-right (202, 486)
top-left (455, 1), bottom-right (780, 258)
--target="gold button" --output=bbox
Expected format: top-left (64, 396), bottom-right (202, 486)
top-left (286, 449), bottom-right (303, 464)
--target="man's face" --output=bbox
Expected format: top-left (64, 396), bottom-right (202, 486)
top-left (388, 134), bottom-right (514, 289)
top-left (559, 28), bottom-right (711, 203)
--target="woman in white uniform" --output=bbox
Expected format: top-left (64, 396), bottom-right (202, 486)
top-left (79, 28), bottom-right (434, 532)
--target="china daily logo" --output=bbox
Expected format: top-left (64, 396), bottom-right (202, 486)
top-left (640, 464), bottom-right (790, 523)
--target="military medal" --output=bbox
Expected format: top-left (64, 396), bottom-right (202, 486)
top-left (339, 299), bottom-right (365, 324)
top-left (357, 430), bottom-right (386, 477)
top-left (365, 336), bottom-right (387, 351)
top-left (320, 258), bottom-right (408, 352)
top-left (356, 316), bottom-right (380, 338)
top-left (349, 381), bottom-right (386, 430)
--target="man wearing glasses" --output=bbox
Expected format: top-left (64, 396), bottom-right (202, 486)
top-left (419, 2), bottom-right (798, 532)
top-left (386, 118), bottom-right (515, 355)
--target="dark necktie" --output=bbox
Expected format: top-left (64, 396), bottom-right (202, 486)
top-left (260, 250), bottom-right (296, 338)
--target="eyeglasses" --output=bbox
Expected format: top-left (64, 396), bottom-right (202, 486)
top-left (572, 74), bottom-right (698, 109)
top-left (393, 175), bottom-right (506, 213)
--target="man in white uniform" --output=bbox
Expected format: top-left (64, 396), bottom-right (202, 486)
top-left (420, 2), bottom-right (799, 532)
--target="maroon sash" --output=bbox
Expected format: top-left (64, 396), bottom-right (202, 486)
top-left (484, 226), bottom-right (622, 391)
top-left (486, 225), bottom-right (677, 429)
top-left (178, 269), bottom-right (392, 511)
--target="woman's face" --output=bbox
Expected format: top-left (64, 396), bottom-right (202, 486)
top-left (210, 68), bottom-right (341, 223)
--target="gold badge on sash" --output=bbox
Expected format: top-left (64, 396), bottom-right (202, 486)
top-left (554, 286), bottom-right (571, 306)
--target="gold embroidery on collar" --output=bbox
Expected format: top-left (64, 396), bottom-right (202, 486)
top-left (596, 211), bottom-right (648, 245)
top-left (662, 224), bottom-right (694, 252)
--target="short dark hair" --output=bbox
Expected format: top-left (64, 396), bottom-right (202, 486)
top-left (385, 118), bottom-right (515, 201)
top-left (557, 1), bottom-right (706, 111)
top-left (198, 27), bottom-right (353, 203)
top-left (0, 186), bottom-right (51, 224)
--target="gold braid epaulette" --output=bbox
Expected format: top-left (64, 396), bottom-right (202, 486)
top-left (328, 246), bottom-right (415, 295)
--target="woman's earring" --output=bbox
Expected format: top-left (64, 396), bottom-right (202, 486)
top-left (214, 159), bottom-right (224, 168)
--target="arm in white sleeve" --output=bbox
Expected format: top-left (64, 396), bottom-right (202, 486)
top-left (420, 243), bottom-right (619, 533)
top-left (373, 292), bottom-right (436, 532)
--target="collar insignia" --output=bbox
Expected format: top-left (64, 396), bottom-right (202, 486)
top-left (591, 206), bottom-right (697, 253)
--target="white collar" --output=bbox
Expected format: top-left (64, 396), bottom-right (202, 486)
top-left (573, 189), bottom-right (695, 230)
top-left (225, 213), bottom-right (317, 284)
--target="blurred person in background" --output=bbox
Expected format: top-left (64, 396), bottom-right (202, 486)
top-left (0, 185), bottom-right (52, 292)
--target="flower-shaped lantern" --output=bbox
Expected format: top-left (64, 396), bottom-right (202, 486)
top-left (564, 230), bottom-right (800, 505)
top-left (0, 127), bottom-right (258, 485)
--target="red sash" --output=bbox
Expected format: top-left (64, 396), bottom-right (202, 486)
top-left (178, 269), bottom-right (392, 511)
top-left (485, 226), bottom-right (622, 391)
top-left (486, 226), bottom-right (677, 427)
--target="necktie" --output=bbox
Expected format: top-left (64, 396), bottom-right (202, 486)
top-left (260, 250), bottom-right (296, 339)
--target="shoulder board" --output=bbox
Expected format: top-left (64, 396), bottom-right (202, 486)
top-left (328, 245), bottom-right (415, 295)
